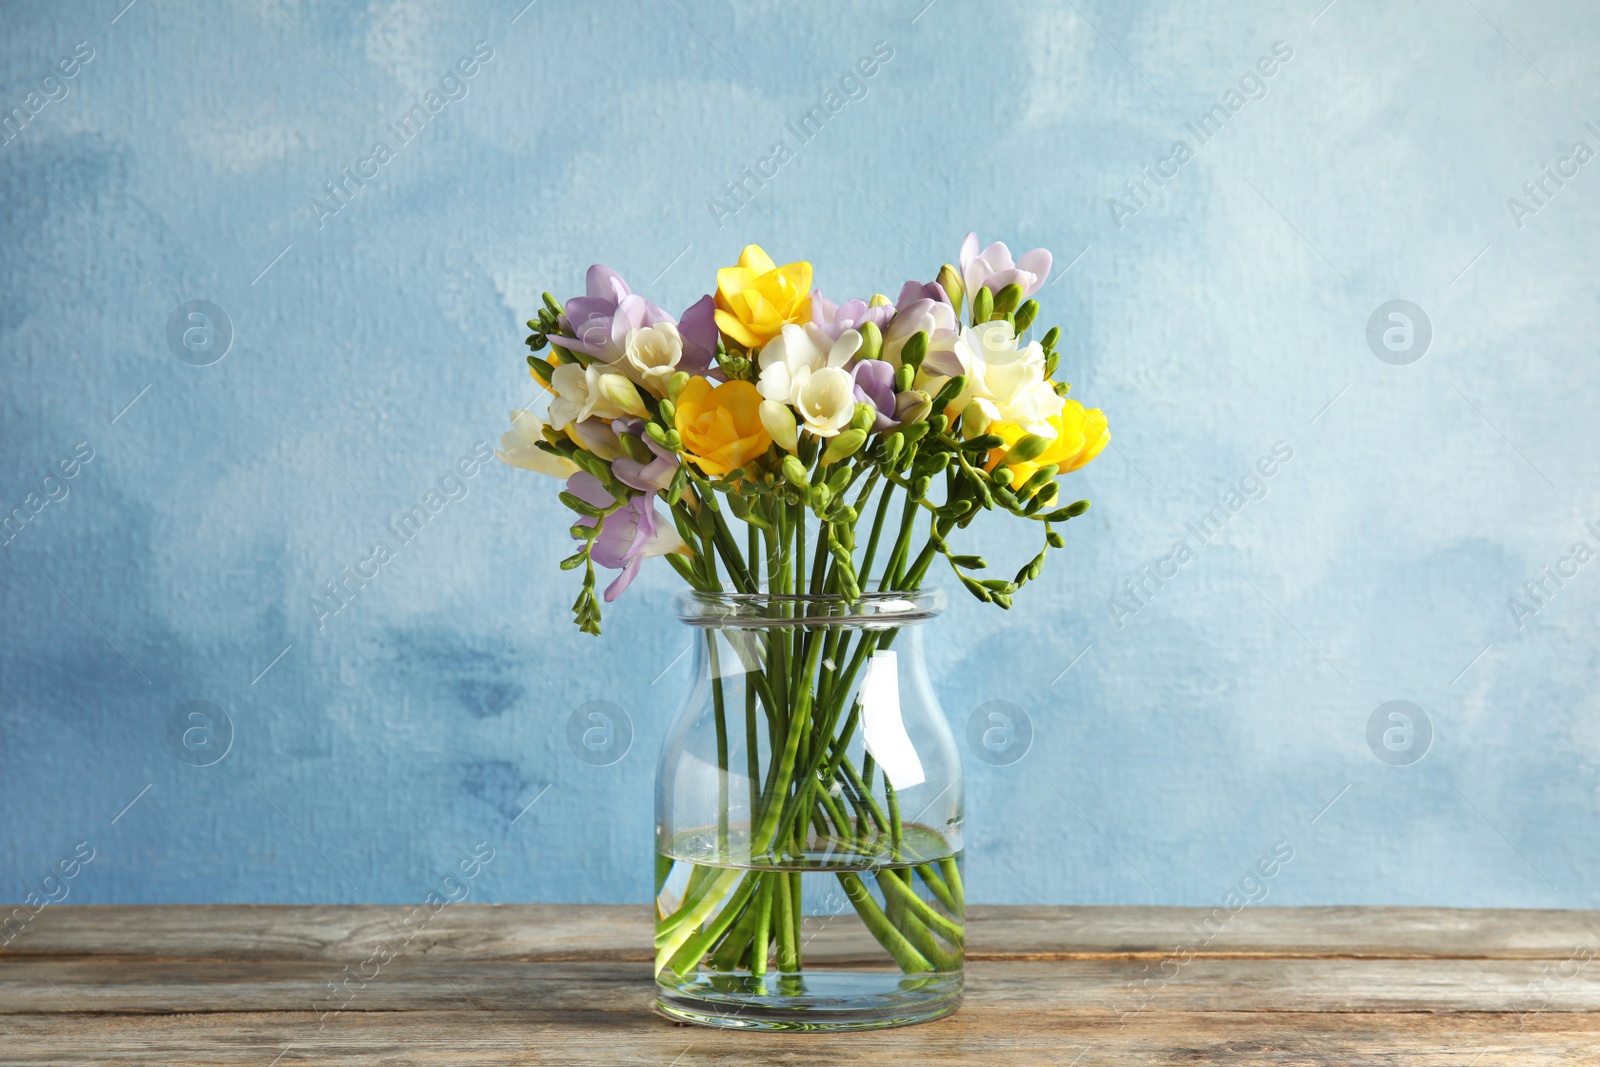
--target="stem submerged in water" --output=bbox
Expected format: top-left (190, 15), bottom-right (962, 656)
top-left (656, 476), bottom-right (963, 982)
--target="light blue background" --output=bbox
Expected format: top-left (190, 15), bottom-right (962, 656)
top-left (3, 0), bottom-right (1598, 909)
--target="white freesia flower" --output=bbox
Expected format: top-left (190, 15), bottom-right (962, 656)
top-left (792, 366), bottom-right (857, 437)
top-left (759, 399), bottom-right (799, 454)
top-left (933, 321), bottom-right (1064, 437)
top-left (623, 322), bottom-right (684, 395)
top-left (495, 409), bottom-right (579, 478)
top-left (548, 363), bottom-right (642, 427)
top-left (756, 323), bottom-right (862, 406)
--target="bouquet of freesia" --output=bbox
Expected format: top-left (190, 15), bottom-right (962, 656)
top-left (498, 235), bottom-right (1107, 1024)
top-left (500, 235), bottom-right (1108, 631)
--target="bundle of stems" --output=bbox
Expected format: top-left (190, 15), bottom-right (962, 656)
top-left (645, 411), bottom-right (1083, 978)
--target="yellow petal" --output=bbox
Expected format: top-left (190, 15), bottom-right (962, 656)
top-left (714, 308), bottom-right (760, 349)
top-left (775, 260), bottom-right (811, 299)
top-left (738, 245), bottom-right (777, 273)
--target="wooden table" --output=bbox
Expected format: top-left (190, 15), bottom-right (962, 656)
top-left (2, 905), bottom-right (1598, 1064)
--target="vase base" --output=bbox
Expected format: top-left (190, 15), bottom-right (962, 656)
top-left (656, 971), bottom-right (963, 1032)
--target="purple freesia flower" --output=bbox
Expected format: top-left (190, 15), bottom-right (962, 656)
top-left (959, 233), bottom-right (1052, 301)
top-left (896, 280), bottom-right (950, 308)
top-left (677, 294), bottom-right (719, 378)
top-left (609, 418), bottom-right (679, 493)
top-left (560, 265), bottom-right (673, 364)
top-left (565, 471), bottom-right (685, 602)
top-left (852, 359), bottom-right (898, 431)
top-left (884, 293), bottom-right (960, 369)
top-left (811, 291), bottom-right (895, 342)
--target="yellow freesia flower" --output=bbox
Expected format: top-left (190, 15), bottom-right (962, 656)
top-left (674, 377), bottom-right (773, 478)
top-left (714, 245), bottom-right (813, 350)
top-left (985, 400), bottom-right (1109, 493)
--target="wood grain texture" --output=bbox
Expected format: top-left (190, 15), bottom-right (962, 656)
top-left (2, 905), bottom-right (1597, 1065)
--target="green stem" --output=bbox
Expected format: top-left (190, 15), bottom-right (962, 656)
top-left (751, 876), bottom-right (773, 977)
top-left (836, 871), bottom-right (933, 974)
top-left (775, 868), bottom-right (798, 971)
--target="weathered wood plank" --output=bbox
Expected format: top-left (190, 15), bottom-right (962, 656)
top-left (0, 1009), bottom-right (1595, 1066)
top-left (2, 957), bottom-right (1597, 1016)
top-left (4, 905), bottom-right (1597, 1064)
top-left (5, 905), bottom-right (1598, 962)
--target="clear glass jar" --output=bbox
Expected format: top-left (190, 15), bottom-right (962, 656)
top-left (654, 588), bottom-right (964, 1031)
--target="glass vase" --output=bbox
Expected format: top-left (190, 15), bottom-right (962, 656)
top-left (654, 588), bottom-right (964, 1032)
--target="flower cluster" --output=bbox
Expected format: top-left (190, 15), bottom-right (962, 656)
top-left (499, 234), bottom-right (1108, 634)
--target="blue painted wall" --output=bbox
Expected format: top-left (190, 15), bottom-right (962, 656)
top-left (3, 0), bottom-right (1598, 911)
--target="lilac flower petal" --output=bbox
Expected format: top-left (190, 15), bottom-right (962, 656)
top-left (1015, 248), bottom-right (1052, 295)
top-left (677, 295), bottom-right (718, 376)
top-left (586, 264), bottom-right (631, 302)
top-left (566, 471), bottom-right (613, 510)
top-left (852, 359), bottom-right (898, 430)
top-left (603, 557), bottom-right (642, 602)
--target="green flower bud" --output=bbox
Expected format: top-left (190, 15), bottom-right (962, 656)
top-left (850, 403), bottom-right (876, 434)
top-left (826, 464), bottom-right (854, 493)
top-left (811, 483), bottom-right (833, 511)
top-left (667, 371), bottom-right (692, 402)
top-left (899, 330), bottom-right (929, 371)
top-left (658, 398), bottom-right (677, 423)
top-left (882, 432), bottom-right (904, 463)
top-left (1019, 463), bottom-right (1059, 496)
top-left (1036, 482), bottom-right (1059, 508)
top-left (936, 264), bottom-right (964, 318)
top-left (1041, 326), bottom-right (1061, 351)
top-left (895, 363), bottom-right (915, 392)
top-left (663, 429), bottom-right (683, 451)
top-left (912, 474), bottom-right (932, 497)
top-left (527, 355), bottom-right (556, 385)
top-left (927, 414), bottom-right (948, 436)
top-left (857, 320), bottom-right (883, 364)
top-left (782, 455), bottom-right (810, 490)
top-left (644, 421), bottom-right (670, 447)
top-left (559, 490), bottom-right (606, 517)
top-left (1044, 350), bottom-right (1060, 379)
top-left (1046, 530), bottom-right (1066, 548)
top-left (992, 467), bottom-right (1014, 487)
top-left (1014, 299), bottom-right (1038, 336)
top-left (961, 433), bottom-right (1005, 452)
top-left (991, 282), bottom-right (1024, 317)
top-left (1001, 433), bottom-right (1051, 466)
top-left (929, 374), bottom-right (966, 413)
top-left (542, 292), bottom-right (564, 317)
top-left (822, 428), bottom-right (867, 465)
top-left (894, 390), bottom-right (931, 425)
top-left (972, 287), bottom-right (994, 324)
top-left (901, 420), bottom-right (931, 444)
top-left (618, 432), bottom-right (652, 463)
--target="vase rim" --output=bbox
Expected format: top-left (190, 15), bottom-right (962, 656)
top-left (674, 586), bottom-right (945, 628)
